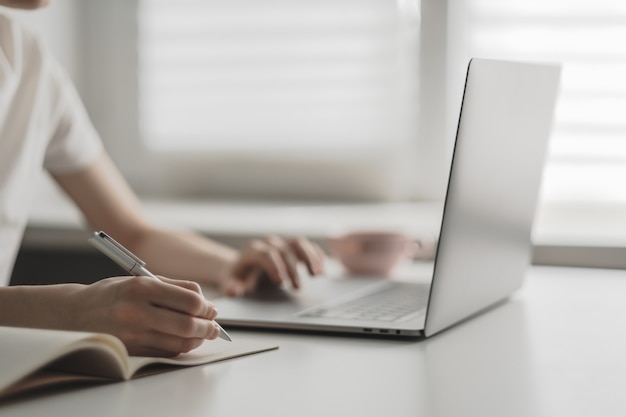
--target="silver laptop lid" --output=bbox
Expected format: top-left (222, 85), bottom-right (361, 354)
top-left (424, 58), bottom-right (561, 337)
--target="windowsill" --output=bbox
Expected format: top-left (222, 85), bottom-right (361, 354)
top-left (22, 187), bottom-right (626, 269)
top-left (532, 201), bottom-right (626, 269)
top-left (22, 192), bottom-right (444, 251)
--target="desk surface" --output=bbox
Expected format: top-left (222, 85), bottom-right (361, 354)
top-left (2, 265), bottom-right (626, 417)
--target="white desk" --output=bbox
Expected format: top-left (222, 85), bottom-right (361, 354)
top-left (2, 265), bottom-right (626, 417)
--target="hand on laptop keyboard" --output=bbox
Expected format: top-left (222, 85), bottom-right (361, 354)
top-left (221, 235), bottom-right (326, 296)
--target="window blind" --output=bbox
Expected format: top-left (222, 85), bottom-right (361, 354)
top-left (460, 0), bottom-right (626, 202)
top-left (137, 0), bottom-right (419, 153)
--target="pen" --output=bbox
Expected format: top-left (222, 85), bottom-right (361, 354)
top-left (88, 231), bottom-right (232, 342)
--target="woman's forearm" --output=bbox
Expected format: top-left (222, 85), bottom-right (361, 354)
top-left (0, 284), bottom-right (83, 329)
top-left (126, 227), bottom-right (239, 288)
top-left (0, 277), bottom-right (222, 357)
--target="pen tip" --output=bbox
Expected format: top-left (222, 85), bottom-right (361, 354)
top-left (219, 327), bottom-right (232, 342)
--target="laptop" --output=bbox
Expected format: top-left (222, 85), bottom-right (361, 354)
top-left (211, 58), bottom-right (561, 338)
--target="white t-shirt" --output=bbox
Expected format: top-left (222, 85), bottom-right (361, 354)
top-left (0, 14), bottom-right (103, 286)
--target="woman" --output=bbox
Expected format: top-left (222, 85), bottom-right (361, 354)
top-left (0, 1), bottom-right (325, 356)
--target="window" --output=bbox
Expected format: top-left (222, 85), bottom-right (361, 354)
top-left (81, 1), bottom-right (626, 206)
top-left (80, 0), bottom-right (423, 201)
top-left (137, 0), bottom-right (418, 154)
top-left (13, 1), bottom-right (626, 267)
top-left (451, 0), bottom-right (626, 204)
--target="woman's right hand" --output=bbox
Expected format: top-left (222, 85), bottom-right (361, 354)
top-left (66, 275), bottom-right (222, 357)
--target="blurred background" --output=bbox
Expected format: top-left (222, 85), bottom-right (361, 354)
top-left (5, 0), bottom-right (626, 281)
top-left (9, 0), bottom-right (626, 204)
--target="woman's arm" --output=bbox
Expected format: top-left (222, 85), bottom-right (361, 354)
top-left (51, 152), bottom-right (237, 286)
top-left (0, 277), bottom-right (221, 357)
top-left (0, 151), bottom-right (325, 356)
top-left (51, 151), bottom-right (325, 294)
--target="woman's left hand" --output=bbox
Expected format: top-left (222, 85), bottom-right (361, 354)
top-left (221, 235), bottom-right (326, 296)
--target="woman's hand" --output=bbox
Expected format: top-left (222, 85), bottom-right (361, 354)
top-left (221, 235), bottom-right (326, 296)
top-left (66, 275), bottom-right (222, 357)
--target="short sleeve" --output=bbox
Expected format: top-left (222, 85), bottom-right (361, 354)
top-left (43, 57), bottom-right (103, 174)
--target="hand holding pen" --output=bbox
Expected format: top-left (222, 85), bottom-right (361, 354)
top-left (89, 231), bottom-right (232, 342)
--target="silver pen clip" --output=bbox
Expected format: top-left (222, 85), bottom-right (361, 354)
top-left (96, 231), bottom-right (146, 266)
top-left (89, 231), bottom-right (145, 273)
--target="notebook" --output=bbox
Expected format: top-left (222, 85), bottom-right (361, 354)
top-left (211, 58), bottom-right (562, 338)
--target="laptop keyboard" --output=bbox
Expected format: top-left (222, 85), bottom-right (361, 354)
top-left (297, 281), bottom-right (429, 322)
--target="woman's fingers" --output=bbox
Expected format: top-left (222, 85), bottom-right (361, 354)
top-left (228, 235), bottom-right (327, 295)
top-left (130, 276), bottom-right (217, 320)
top-left (265, 235), bottom-right (301, 289)
top-left (144, 304), bottom-right (221, 340)
top-left (224, 269), bottom-right (260, 296)
top-left (154, 277), bottom-right (217, 320)
top-left (236, 239), bottom-right (289, 286)
top-left (77, 276), bottom-right (222, 357)
top-left (287, 236), bottom-right (325, 276)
